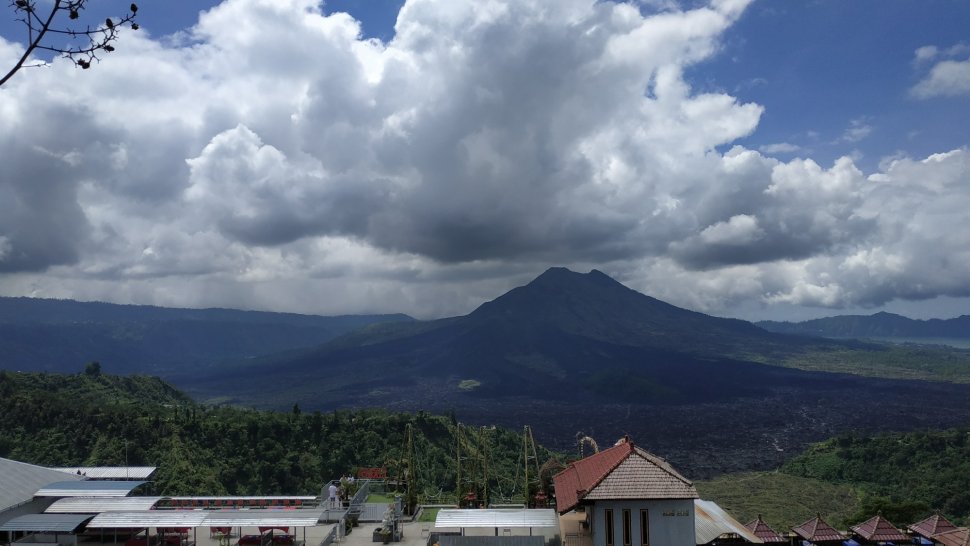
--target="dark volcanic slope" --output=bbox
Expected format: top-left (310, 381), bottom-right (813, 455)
top-left (759, 311), bottom-right (970, 340)
top-left (192, 268), bottom-right (830, 405)
top-left (0, 296), bottom-right (413, 376)
top-left (188, 268), bottom-right (970, 478)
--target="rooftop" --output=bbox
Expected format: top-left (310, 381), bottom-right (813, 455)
top-left (909, 514), bottom-right (958, 538)
top-left (552, 437), bottom-right (697, 514)
top-left (0, 457), bottom-right (84, 513)
top-left (851, 515), bottom-right (908, 542)
top-left (792, 515), bottom-right (846, 543)
top-left (745, 515), bottom-right (787, 543)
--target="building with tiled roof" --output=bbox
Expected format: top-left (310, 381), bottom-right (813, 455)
top-left (745, 516), bottom-right (787, 543)
top-left (909, 515), bottom-right (958, 541)
top-left (552, 437), bottom-right (699, 546)
top-left (932, 528), bottom-right (970, 546)
top-left (792, 515), bottom-right (845, 544)
top-left (850, 515), bottom-right (908, 544)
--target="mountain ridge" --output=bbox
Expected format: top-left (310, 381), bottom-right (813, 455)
top-left (758, 312), bottom-right (970, 341)
top-left (0, 296), bottom-right (414, 375)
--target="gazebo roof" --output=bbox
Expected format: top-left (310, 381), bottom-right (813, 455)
top-left (851, 515), bottom-right (908, 542)
top-left (932, 528), bottom-right (970, 546)
top-left (792, 515), bottom-right (846, 543)
top-left (745, 515), bottom-right (787, 543)
top-left (909, 515), bottom-right (957, 539)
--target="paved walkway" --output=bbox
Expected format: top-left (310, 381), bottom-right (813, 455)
top-left (340, 522), bottom-right (429, 546)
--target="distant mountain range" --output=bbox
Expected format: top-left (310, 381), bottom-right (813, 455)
top-left (178, 267), bottom-right (970, 476)
top-left (4, 269), bottom-right (970, 477)
top-left (758, 312), bottom-right (970, 341)
top-left (0, 296), bottom-right (412, 375)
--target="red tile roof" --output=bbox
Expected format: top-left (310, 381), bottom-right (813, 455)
top-left (909, 515), bottom-right (958, 539)
top-left (792, 515), bottom-right (846, 543)
top-left (551, 437), bottom-right (697, 514)
top-left (933, 528), bottom-right (970, 546)
top-left (851, 515), bottom-right (908, 542)
top-left (745, 515), bottom-right (787, 543)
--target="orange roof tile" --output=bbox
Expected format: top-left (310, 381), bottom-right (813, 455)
top-left (746, 516), bottom-right (787, 543)
top-left (551, 437), bottom-right (697, 515)
top-left (910, 515), bottom-right (957, 539)
top-left (792, 515), bottom-right (846, 543)
top-left (851, 515), bottom-right (908, 542)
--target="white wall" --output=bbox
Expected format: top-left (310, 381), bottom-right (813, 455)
top-left (590, 499), bottom-right (694, 546)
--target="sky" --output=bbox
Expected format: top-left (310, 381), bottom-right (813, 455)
top-left (1, 0), bottom-right (969, 322)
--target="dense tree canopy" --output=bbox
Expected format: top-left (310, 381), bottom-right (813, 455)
top-left (783, 429), bottom-right (970, 525)
top-left (0, 371), bottom-right (555, 499)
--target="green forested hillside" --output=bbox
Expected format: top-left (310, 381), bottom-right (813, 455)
top-left (698, 428), bottom-right (970, 531)
top-left (0, 371), bottom-right (552, 500)
top-left (782, 430), bottom-right (970, 523)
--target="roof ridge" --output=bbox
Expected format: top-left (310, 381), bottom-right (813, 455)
top-left (631, 446), bottom-right (693, 486)
top-left (588, 439), bottom-right (634, 491)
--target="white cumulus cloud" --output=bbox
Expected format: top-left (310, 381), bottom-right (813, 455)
top-left (1, 0), bottom-right (969, 320)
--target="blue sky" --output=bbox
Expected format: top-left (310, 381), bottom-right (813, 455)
top-left (1, 0), bottom-right (969, 321)
top-left (703, 1), bottom-right (970, 171)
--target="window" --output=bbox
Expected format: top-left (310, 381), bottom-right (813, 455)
top-left (623, 510), bottom-right (632, 546)
top-left (640, 510), bottom-right (649, 546)
top-left (605, 509), bottom-right (614, 546)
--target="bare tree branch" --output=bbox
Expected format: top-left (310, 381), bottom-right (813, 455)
top-left (1, 0), bottom-right (138, 87)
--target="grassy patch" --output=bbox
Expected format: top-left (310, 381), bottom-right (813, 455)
top-left (695, 471), bottom-right (861, 530)
top-left (458, 379), bottom-right (481, 391)
top-left (778, 344), bottom-right (970, 383)
top-left (366, 492), bottom-right (397, 504)
top-left (418, 507), bottom-right (440, 522)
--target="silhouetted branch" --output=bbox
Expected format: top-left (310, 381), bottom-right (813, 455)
top-left (1, 0), bottom-right (138, 86)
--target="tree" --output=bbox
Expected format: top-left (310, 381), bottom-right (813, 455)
top-left (1, 0), bottom-right (138, 87)
top-left (84, 361), bottom-right (101, 377)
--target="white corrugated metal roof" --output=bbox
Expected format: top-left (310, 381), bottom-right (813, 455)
top-left (53, 467), bottom-right (157, 480)
top-left (0, 457), bottom-right (85, 512)
top-left (46, 497), bottom-right (165, 513)
top-left (694, 500), bottom-right (762, 544)
top-left (435, 509), bottom-right (559, 529)
top-left (87, 511), bottom-right (208, 528)
top-left (86, 510), bottom-right (325, 529)
top-left (202, 509), bottom-right (325, 527)
top-left (0, 514), bottom-right (93, 532)
top-left (35, 480), bottom-right (147, 497)
top-left (166, 497), bottom-right (317, 501)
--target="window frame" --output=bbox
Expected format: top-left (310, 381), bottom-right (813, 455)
top-left (622, 509), bottom-right (632, 546)
top-left (639, 509), bottom-right (649, 546)
top-left (605, 509), bottom-right (615, 546)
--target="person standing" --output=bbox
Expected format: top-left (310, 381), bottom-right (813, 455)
top-left (328, 483), bottom-right (338, 508)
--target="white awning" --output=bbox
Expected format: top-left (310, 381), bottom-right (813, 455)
top-left (0, 514), bottom-right (93, 533)
top-left (35, 481), bottom-right (147, 497)
top-left (87, 511), bottom-right (208, 528)
top-left (85, 510), bottom-right (325, 529)
top-left (53, 467), bottom-right (157, 480)
top-left (435, 509), bottom-right (559, 529)
top-left (202, 509), bottom-right (325, 527)
top-left (46, 497), bottom-right (165, 513)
